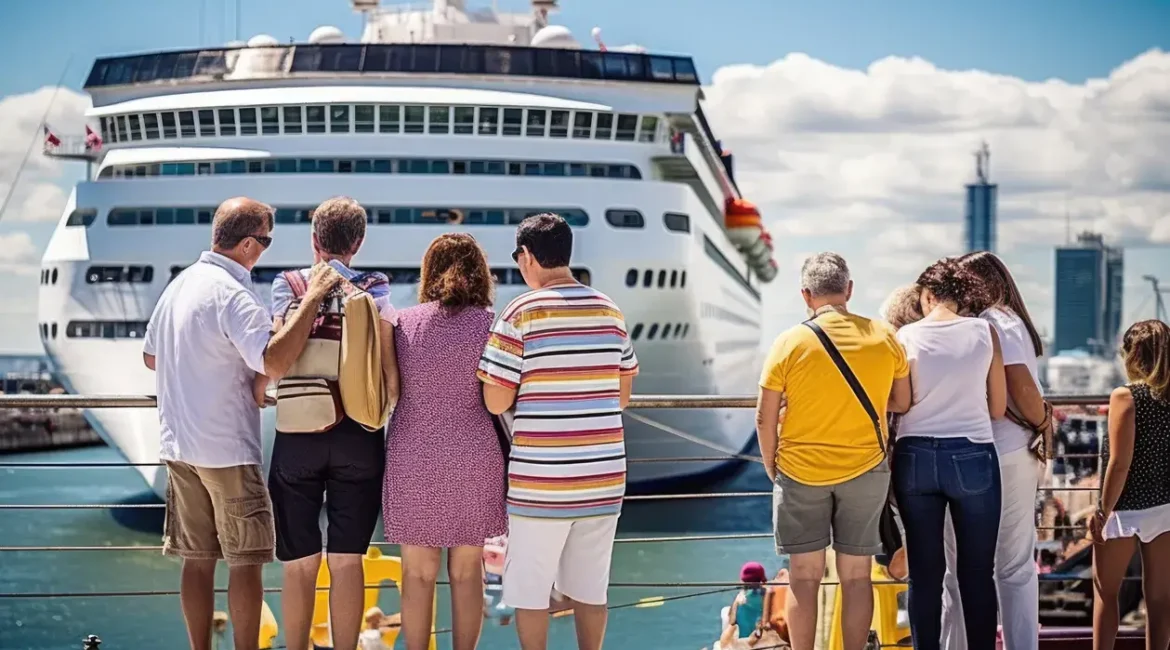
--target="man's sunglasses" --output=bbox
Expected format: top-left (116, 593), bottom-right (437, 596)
top-left (249, 235), bottom-right (273, 249)
top-left (511, 246), bottom-right (524, 263)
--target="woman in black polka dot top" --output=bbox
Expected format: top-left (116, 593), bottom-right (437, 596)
top-left (1091, 319), bottom-right (1170, 650)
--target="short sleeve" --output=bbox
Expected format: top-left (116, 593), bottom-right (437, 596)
top-left (143, 285), bottom-right (169, 356)
top-left (620, 329), bottom-right (639, 376)
top-left (998, 321), bottom-right (1031, 367)
top-left (372, 295), bottom-right (398, 325)
top-left (220, 289), bottom-right (274, 375)
top-left (477, 313), bottom-right (524, 389)
top-left (888, 330), bottom-right (910, 379)
top-left (759, 331), bottom-right (794, 393)
top-left (270, 273), bottom-right (294, 321)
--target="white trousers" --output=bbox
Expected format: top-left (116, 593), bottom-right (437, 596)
top-left (941, 447), bottom-right (1041, 650)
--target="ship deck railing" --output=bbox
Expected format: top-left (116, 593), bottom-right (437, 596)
top-left (0, 393), bottom-right (1128, 649)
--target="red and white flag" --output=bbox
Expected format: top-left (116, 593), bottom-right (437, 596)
top-left (43, 124), bottom-right (61, 147)
top-left (85, 124), bottom-right (103, 152)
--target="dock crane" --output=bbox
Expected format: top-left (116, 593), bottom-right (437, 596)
top-left (1141, 275), bottom-right (1168, 323)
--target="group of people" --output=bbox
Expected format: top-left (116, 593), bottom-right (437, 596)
top-left (143, 192), bottom-right (1170, 650)
top-left (144, 196), bottom-right (636, 650)
top-left (753, 252), bottom-right (1170, 650)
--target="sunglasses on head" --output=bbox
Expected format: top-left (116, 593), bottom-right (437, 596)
top-left (249, 235), bottom-right (273, 249)
top-left (511, 246), bottom-right (524, 263)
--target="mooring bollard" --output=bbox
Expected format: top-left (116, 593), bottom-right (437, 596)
top-left (82, 634), bottom-right (101, 650)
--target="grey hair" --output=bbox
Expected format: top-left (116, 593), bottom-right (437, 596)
top-left (800, 252), bottom-right (851, 297)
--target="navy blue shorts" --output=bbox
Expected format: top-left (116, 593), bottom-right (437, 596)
top-left (268, 417), bottom-right (385, 562)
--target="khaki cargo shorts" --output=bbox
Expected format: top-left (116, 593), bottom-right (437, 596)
top-left (163, 461), bottom-right (276, 566)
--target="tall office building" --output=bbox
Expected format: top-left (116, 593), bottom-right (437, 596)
top-left (964, 142), bottom-right (998, 253)
top-left (1054, 231), bottom-right (1125, 355)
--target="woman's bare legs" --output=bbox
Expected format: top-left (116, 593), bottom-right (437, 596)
top-left (1139, 532), bottom-right (1170, 650)
top-left (400, 545), bottom-right (442, 650)
top-left (1093, 536), bottom-right (1136, 650)
top-left (447, 546), bottom-right (486, 650)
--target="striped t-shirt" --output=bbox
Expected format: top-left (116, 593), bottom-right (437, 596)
top-left (477, 284), bottom-right (639, 519)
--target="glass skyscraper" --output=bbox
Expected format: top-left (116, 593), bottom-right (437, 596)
top-left (1054, 232), bottom-right (1124, 355)
top-left (965, 143), bottom-right (997, 253)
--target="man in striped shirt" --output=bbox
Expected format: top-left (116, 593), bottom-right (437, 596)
top-left (478, 213), bottom-right (639, 650)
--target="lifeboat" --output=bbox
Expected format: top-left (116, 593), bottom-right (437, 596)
top-left (724, 197), bottom-right (779, 281)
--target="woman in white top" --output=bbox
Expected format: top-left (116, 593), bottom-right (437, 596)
top-left (893, 258), bottom-right (1006, 650)
top-left (935, 251), bottom-right (1050, 650)
top-left (1091, 320), bottom-right (1170, 650)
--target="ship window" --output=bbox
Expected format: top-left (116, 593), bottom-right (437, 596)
top-left (283, 106), bottom-right (303, 133)
top-left (502, 108), bottom-right (522, 136)
top-left (673, 59), bottom-right (698, 82)
top-left (625, 269), bottom-right (637, 287)
top-left (661, 323), bottom-right (672, 338)
top-left (379, 105), bottom-right (400, 133)
top-left (664, 212), bottom-right (690, 233)
top-left (261, 107), bottom-right (280, 134)
top-left (51, 268), bottom-right (59, 285)
top-left (453, 107), bottom-right (475, 134)
top-left (639, 115), bottom-right (659, 143)
top-left (630, 323), bottom-right (643, 340)
top-left (127, 114), bottom-right (143, 141)
top-left (647, 323), bottom-right (659, 340)
top-left (51, 323), bottom-right (57, 339)
top-left (156, 208), bottom-right (175, 225)
top-left (525, 109), bottom-right (546, 137)
top-left (403, 105), bottom-right (425, 133)
top-left (305, 105), bottom-right (326, 133)
top-left (218, 108), bottom-right (237, 136)
top-left (143, 113), bottom-right (160, 139)
top-left (670, 270), bottom-right (678, 288)
top-left (176, 208), bottom-right (195, 224)
top-left (99, 117), bottom-right (113, 143)
top-left (197, 109), bottom-right (216, 136)
top-left (330, 104), bottom-right (350, 133)
top-left (507, 162), bottom-right (522, 176)
top-left (477, 107), bottom-right (498, 135)
top-left (428, 106), bottom-right (450, 134)
top-left (543, 162), bottom-right (565, 176)
top-left (115, 115), bottom-right (128, 141)
top-left (354, 105), bottom-right (375, 133)
top-left (657, 270), bottom-right (666, 288)
top-left (238, 107), bottom-right (258, 135)
top-left (160, 112), bottom-right (177, 138)
top-left (605, 209), bottom-right (645, 229)
top-left (66, 209), bottom-right (97, 227)
top-left (66, 320), bottom-right (150, 339)
top-left (682, 323), bottom-right (690, 337)
top-left (595, 113), bottom-right (614, 140)
top-left (615, 114), bottom-right (638, 141)
top-left (548, 110), bottom-right (570, 138)
top-left (650, 57), bottom-right (674, 80)
top-left (572, 111), bottom-right (593, 139)
top-left (178, 111), bottom-right (196, 137)
top-left (642, 270), bottom-right (652, 287)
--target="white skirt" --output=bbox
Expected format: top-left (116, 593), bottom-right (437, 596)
top-left (1104, 501), bottom-right (1170, 542)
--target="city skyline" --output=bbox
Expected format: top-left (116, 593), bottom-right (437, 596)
top-left (1, 1), bottom-right (1169, 353)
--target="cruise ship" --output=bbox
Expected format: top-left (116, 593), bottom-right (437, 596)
top-left (35, 0), bottom-right (778, 499)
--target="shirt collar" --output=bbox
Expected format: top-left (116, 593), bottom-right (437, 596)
top-left (199, 251), bottom-right (253, 287)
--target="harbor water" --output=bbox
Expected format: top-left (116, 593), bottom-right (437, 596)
top-left (0, 445), bottom-right (776, 650)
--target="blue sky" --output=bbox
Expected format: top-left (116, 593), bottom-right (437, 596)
top-left (1, 0), bottom-right (1168, 354)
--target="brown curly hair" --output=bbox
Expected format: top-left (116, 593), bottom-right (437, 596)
top-left (1121, 320), bottom-right (1170, 400)
top-left (916, 258), bottom-right (991, 315)
top-left (418, 233), bottom-right (494, 308)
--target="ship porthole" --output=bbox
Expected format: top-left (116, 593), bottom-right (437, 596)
top-left (51, 268), bottom-right (59, 285)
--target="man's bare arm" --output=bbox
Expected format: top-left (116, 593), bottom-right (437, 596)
top-left (262, 265), bottom-right (341, 381)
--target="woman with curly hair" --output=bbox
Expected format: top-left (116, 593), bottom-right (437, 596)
top-left (383, 233), bottom-right (506, 650)
top-left (892, 258), bottom-right (1006, 650)
top-left (1092, 320), bottom-right (1170, 650)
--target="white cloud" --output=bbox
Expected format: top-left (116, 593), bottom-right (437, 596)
top-left (0, 85), bottom-right (91, 222)
top-left (0, 231), bottom-right (39, 276)
top-left (704, 48), bottom-right (1170, 338)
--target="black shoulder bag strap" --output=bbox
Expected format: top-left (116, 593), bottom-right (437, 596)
top-left (803, 318), bottom-right (886, 456)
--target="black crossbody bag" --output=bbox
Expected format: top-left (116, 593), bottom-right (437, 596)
top-left (804, 318), bottom-right (905, 575)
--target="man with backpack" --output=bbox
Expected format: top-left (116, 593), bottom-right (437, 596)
top-left (754, 252), bottom-right (911, 650)
top-left (264, 196), bottom-right (401, 650)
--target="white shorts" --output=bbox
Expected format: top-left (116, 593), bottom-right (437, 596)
top-left (1104, 501), bottom-right (1170, 543)
top-left (502, 514), bottom-right (619, 610)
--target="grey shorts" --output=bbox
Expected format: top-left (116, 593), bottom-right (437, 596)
top-left (772, 463), bottom-right (890, 556)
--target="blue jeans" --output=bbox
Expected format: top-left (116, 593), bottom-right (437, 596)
top-left (892, 436), bottom-right (1002, 650)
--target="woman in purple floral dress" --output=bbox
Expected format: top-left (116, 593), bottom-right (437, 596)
top-left (384, 233), bottom-right (506, 650)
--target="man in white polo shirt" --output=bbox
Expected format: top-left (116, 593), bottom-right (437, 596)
top-left (143, 197), bottom-right (340, 650)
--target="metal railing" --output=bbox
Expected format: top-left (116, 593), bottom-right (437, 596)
top-left (0, 393), bottom-right (1112, 410)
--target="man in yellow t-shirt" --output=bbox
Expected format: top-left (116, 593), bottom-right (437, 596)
top-left (755, 252), bottom-right (911, 650)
